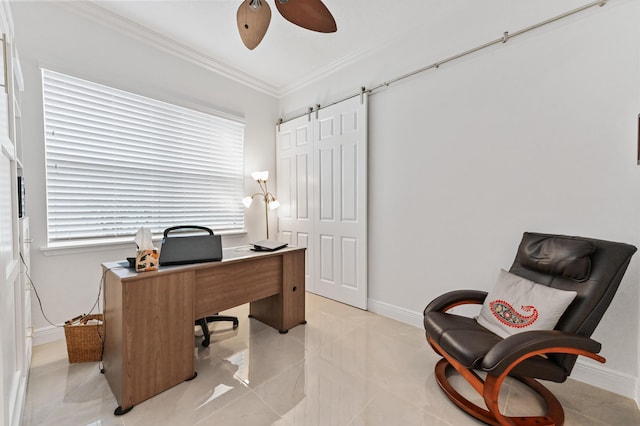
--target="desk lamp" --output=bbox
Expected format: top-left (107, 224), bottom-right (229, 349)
top-left (243, 171), bottom-right (280, 239)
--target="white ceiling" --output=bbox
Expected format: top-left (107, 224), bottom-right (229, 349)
top-left (85, 0), bottom-right (595, 97)
top-left (88, 0), bottom-right (447, 96)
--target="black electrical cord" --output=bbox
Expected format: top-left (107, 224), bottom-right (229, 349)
top-left (20, 252), bottom-right (123, 373)
top-left (20, 252), bottom-right (63, 328)
top-left (19, 252), bottom-right (112, 327)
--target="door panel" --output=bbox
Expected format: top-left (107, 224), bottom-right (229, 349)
top-left (318, 147), bottom-right (334, 220)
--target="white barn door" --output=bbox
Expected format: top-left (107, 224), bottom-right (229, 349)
top-left (314, 96), bottom-right (368, 309)
top-left (276, 116), bottom-right (314, 291)
top-left (277, 95), bottom-right (368, 309)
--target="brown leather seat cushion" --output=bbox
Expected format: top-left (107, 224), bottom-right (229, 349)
top-left (425, 311), bottom-right (569, 382)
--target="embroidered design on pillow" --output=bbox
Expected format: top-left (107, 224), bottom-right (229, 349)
top-left (476, 269), bottom-right (577, 339)
top-left (489, 300), bottom-right (539, 329)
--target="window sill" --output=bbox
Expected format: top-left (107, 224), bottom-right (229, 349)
top-left (40, 229), bottom-right (248, 257)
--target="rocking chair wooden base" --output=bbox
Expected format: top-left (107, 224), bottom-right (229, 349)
top-left (434, 358), bottom-right (564, 426)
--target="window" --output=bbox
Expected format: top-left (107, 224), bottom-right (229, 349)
top-left (42, 69), bottom-right (245, 244)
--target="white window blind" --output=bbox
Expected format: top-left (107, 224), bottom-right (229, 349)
top-left (42, 69), bottom-right (245, 243)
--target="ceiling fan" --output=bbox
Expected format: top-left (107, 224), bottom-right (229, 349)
top-left (237, 0), bottom-right (337, 50)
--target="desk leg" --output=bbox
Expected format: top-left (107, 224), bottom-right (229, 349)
top-left (250, 250), bottom-right (306, 332)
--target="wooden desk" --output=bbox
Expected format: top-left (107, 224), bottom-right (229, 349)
top-left (102, 246), bottom-right (306, 414)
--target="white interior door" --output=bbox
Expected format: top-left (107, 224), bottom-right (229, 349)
top-left (276, 116), bottom-right (314, 292)
top-left (314, 96), bottom-right (368, 309)
top-left (277, 95), bottom-right (368, 309)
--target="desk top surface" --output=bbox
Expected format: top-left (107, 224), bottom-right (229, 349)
top-left (102, 245), bottom-right (305, 280)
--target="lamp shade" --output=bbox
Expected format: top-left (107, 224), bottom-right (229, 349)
top-left (251, 170), bottom-right (269, 181)
top-left (242, 196), bottom-right (253, 208)
top-left (269, 199), bottom-right (280, 210)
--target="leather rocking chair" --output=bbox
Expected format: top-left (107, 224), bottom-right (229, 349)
top-left (423, 232), bottom-right (636, 426)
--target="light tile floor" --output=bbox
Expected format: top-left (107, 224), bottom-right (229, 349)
top-left (24, 293), bottom-right (640, 425)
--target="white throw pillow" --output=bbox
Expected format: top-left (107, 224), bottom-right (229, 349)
top-left (476, 269), bottom-right (577, 339)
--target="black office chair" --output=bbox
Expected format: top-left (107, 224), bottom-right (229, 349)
top-left (423, 232), bottom-right (636, 425)
top-left (195, 315), bottom-right (239, 347)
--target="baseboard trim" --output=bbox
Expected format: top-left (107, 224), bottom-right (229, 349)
top-left (33, 325), bottom-right (65, 346)
top-left (367, 297), bottom-right (639, 402)
top-left (367, 298), bottom-right (424, 328)
top-left (571, 358), bottom-right (638, 401)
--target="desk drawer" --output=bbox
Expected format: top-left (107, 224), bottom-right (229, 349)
top-left (194, 256), bottom-right (282, 319)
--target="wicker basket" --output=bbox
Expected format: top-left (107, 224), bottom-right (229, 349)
top-left (64, 314), bottom-right (104, 363)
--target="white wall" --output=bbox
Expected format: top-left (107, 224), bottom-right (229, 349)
top-left (280, 0), bottom-right (640, 398)
top-left (11, 2), bottom-right (279, 343)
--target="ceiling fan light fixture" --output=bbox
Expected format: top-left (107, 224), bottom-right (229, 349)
top-left (237, 0), bottom-right (337, 50)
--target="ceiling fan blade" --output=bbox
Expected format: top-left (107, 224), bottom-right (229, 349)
top-left (236, 0), bottom-right (272, 50)
top-left (275, 0), bottom-right (337, 33)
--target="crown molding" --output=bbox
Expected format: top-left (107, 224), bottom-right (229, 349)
top-left (278, 43), bottom-right (377, 97)
top-left (54, 2), bottom-right (414, 101)
top-left (60, 2), bottom-right (280, 98)
top-left (277, 21), bottom-right (424, 98)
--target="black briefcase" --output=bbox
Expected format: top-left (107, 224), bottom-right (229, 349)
top-left (158, 225), bottom-right (223, 266)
